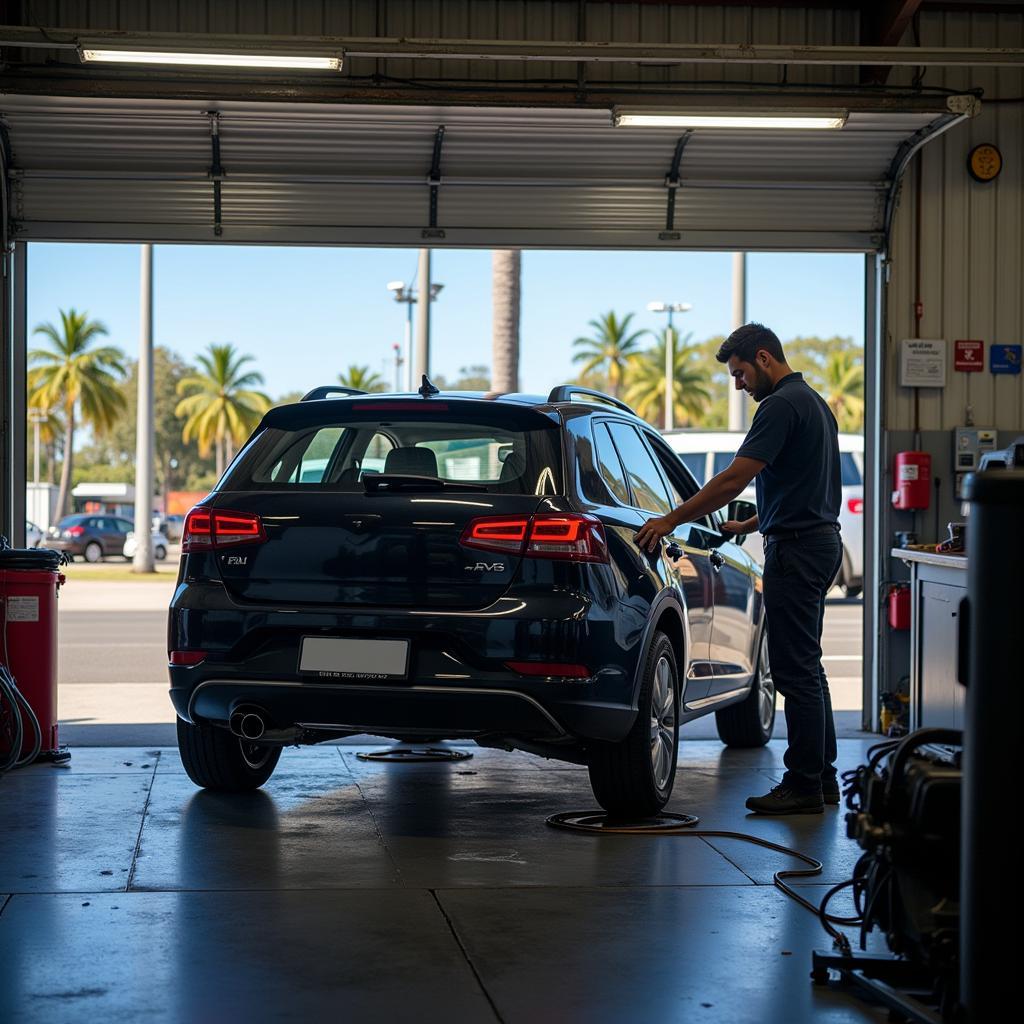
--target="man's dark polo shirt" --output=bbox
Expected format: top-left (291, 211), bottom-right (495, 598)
top-left (736, 371), bottom-right (841, 535)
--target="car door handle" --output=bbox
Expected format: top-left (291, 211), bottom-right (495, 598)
top-left (709, 551), bottom-right (724, 572)
top-left (665, 542), bottom-right (683, 560)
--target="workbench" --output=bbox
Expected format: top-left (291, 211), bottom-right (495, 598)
top-left (891, 548), bottom-right (968, 730)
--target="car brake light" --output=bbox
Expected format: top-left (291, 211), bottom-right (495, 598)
top-left (65, 525), bottom-right (85, 537)
top-left (505, 661), bottom-right (591, 678)
top-left (352, 401), bottom-right (449, 411)
top-left (459, 513), bottom-right (608, 563)
top-left (169, 650), bottom-right (206, 666)
top-left (182, 508), bottom-right (266, 552)
top-left (847, 497), bottom-right (864, 515)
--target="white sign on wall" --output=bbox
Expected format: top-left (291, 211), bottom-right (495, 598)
top-left (900, 339), bottom-right (947, 388)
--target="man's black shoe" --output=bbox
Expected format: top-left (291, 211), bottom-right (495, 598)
top-left (822, 776), bottom-right (840, 805)
top-left (745, 784), bottom-right (824, 815)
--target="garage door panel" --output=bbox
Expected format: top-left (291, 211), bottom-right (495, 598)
top-left (0, 95), bottom-right (957, 250)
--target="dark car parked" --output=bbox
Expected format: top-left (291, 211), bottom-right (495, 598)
top-left (169, 384), bottom-right (773, 816)
top-left (46, 513), bottom-right (134, 562)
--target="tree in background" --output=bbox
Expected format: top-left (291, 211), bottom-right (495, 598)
top-left (175, 344), bottom-right (272, 478)
top-left (623, 330), bottom-right (713, 428)
top-left (28, 309), bottom-right (127, 517)
top-left (273, 390), bottom-right (306, 408)
top-left (338, 365), bottom-right (388, 393)
top-left (102, 347), bottom-right (216, 495)
top-left (572, 312), bottom-right (648, 400)
top-left (820, 348), bottom-right (865, 432)
top-left (492, 249), bottom-right (521, 392)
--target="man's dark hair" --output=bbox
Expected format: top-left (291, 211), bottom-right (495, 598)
top-left (716, 322), bottom-right (785, 365)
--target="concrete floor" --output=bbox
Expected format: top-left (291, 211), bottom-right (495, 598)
top-left (0, 738), bottom-right (892, 1023)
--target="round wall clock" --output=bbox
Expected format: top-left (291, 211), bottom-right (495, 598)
top-left (967, 143), bottom-right (1002, 183)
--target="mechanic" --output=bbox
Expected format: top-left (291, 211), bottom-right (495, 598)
top-left (635, 322), bottom-right (842, 815)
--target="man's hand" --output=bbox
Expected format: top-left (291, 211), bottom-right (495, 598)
top-left (721, 520), bottom-right (745, 536)
top-left (635, 515), bottom-right (674, 553)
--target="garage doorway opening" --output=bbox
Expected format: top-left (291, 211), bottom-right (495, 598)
top-left (19, 242), bottom-right (867, 743)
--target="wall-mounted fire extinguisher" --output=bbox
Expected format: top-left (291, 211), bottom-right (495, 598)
top-left (892, 451), bottom-right (931, 510)
top-left (888, 584), bottom-right (911, 630)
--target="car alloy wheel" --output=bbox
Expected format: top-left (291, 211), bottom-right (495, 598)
top-left (238, 740), bottom-right (273, 771)
top-left (757, 634), bottom-right (775, 734)
top-left (650, 653), bottom-right (677, 792)
top-left (84, 541), bottom-right (102, 563)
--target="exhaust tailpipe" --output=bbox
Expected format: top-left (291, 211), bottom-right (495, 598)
top-left (229, 706), bottom-right (303, 745)
top-left (230, 706), bottom-right (267, 740)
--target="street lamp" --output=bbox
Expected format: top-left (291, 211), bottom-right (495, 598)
top-left (387, 278), bottom-right (444, 391)
top-left (647, 301), bottom-right (693, 432)
top-left (28, 407), bottom-right (49, 486)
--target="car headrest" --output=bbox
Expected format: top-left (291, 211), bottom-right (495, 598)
top-left (383, 446), bottom-right (439, 478)
top-left (499, 451), bottom-right (527, 482)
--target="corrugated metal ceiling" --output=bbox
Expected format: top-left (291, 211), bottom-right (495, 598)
top-left (0, 94), bottom-right (958, 250)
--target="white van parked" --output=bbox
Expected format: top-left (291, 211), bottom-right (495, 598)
top-left (661, 430), bottom-right (864, 598)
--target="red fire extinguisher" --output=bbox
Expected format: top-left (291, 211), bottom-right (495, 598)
top-left (892, 451), bottom-right (931, 510)
top-left (888, 584), bottom-right (911, 630)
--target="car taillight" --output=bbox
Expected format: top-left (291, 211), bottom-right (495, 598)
top-left (64, 526), bottom-right (85, 537)
top-left (847, 497), bottom-right (864, 515)
top-left (461, 516), bottom-right (531, 553)
top-left (505, 660), bottom-right (591, 678)
top-left (169, 650), bottom-right (206, 666)
top-left (182, 508), bottom-right (266, 552)
top-left (460, 513), bottom-right (608, 563)
top-left (526, 514), bottom-right (608, 562)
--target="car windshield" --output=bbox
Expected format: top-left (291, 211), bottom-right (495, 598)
top-left (223, 404), bottom-right (564, 496)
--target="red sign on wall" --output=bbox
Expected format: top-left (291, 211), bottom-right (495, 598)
top-left (954, 339), bottom-right (984, 372)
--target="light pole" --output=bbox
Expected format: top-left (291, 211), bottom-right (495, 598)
top-left (647, 301), bottom-right (692, 432)
top-left (28, 408), bottom-right (48, 485)
top-left (133, 243), bottom-right (155, 574)
top-left (387, 276), bottom-right (444, 391)
top-left (729, 253), bottom-right (749, 431)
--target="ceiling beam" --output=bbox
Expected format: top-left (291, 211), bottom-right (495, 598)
top-left (861, 1), bottom-right (925, 84)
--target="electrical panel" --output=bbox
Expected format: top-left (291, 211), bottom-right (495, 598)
top-left (954, 427), bottom-right (998, 498)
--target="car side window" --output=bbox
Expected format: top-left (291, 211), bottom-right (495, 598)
top-left (606, 422), bottom-right (673, 516)
top-left (591, 423), bottom-right (631, 506)
top-left (678, 452), bottom-right (706, 485)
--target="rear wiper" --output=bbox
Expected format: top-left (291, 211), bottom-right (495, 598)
top-left (362, 473), bottom-right (487, 494)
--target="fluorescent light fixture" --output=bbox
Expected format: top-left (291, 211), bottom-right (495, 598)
top-left (614, 110), bottom-right (847, 130)
top-left (78, 48), bottom-right (342, 71)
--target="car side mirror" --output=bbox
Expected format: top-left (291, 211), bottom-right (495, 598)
top-left (727, 499), bottom-right (758, 545)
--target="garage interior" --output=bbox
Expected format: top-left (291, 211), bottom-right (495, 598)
top-left (0, 2), bottom-right (1021, 1021)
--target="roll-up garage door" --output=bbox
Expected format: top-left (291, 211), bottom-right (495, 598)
top-left (0, 93), bottom-right (970, 251)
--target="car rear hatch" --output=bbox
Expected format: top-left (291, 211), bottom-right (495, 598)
top-left (190, 397), bottom-right (566, 610)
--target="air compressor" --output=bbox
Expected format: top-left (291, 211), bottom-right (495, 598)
top-left (892, 451), bottom-right (932, 510)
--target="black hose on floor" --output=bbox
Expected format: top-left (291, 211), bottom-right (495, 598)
top-left (546, 810), bottom-right (858, 954)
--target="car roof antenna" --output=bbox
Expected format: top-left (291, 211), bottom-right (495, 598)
top-left (418, 375), bottom-right (440, 398)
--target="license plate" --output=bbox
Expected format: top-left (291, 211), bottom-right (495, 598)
top-left (298, 637), bottom-right (409, 680)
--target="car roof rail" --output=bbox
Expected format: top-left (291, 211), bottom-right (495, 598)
top-left (300, 386), bottom-right (368, 402)
top-left (546, 385), bottom-right (637, 416)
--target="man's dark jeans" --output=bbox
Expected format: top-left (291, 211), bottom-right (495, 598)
top-left (762, 528), bottom-right (843, 794)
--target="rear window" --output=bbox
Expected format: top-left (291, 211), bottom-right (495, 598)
top-left (841, 452), bottom-right (862, 486)
top-left (222, 408), bottom-right (563, 495)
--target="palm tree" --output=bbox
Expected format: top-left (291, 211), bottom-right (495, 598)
top-left (175, 344), bottom-right (272, 478)
top-left (572, 312), bottom-right (649, 399)
top-left (492, 249), bottom-right (521, 392)
top-left (623, 330), bottom-right (713, 428)
top-left (338, 365), bottom-right (387, 393)
top-left (28, 309), bottom-right (127, 517)
top-left (822, 349), bottom-right (865, 432)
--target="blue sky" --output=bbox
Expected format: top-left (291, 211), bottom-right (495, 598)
top-left (27, 244), bottom-right (865, 398)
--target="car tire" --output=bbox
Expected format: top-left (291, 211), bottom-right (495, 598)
top-left (176, 717), bottom-right (281, 791)
top-left (155, 546), bottom-right (167, 561)
top-left (83, 541), bottom-right (103, 563)
top-left (715, 627), bottom-right (775, 748)
top-left (587, 631), bottom-right (679, 819)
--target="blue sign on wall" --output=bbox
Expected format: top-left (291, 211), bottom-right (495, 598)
top-left (991, 345), bottom-right (1022, 375)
